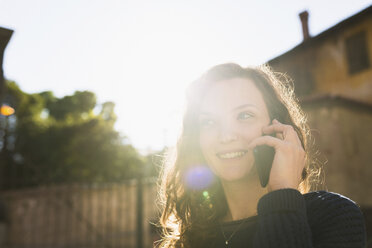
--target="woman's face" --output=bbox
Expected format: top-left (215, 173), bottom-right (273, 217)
top-left (199, 77), bottom-right (271, 182)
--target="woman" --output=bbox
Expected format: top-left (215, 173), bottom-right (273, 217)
top-left (157, 63), bottom-right (366, 247)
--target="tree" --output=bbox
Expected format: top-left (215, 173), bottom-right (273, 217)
top-left (0, 81), bottom-right (145, 189)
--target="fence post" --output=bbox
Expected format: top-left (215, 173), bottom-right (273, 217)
top-left (136, 176), bottom-right (143, 248)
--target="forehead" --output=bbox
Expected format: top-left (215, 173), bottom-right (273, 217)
top-left (200, 77), bottom-right (266, 113)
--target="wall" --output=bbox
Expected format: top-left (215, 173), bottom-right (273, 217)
top-left (303, 99), bottom-right (372, 245)
top-left (304, 101), bottom-right (372, 205)
top-left (269, 9), bottom-right (372, 104)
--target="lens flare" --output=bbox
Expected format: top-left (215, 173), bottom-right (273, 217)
top-left (203, 191), bottom-right (209, 198)
top-left (184, 165), bottom-right (214, 190)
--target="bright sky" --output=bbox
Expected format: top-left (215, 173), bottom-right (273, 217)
top-left (0, 0), bottom-right (371, 153)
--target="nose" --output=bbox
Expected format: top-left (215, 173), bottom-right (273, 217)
top-left (218, 123), bottom-right (237, 144)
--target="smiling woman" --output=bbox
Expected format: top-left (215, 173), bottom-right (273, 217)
top-left (198, 77), bottom-right (270, 183)
top-left (157, 63), bottom-right (366, 248)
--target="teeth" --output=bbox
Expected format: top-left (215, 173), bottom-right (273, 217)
top-left (218, 151), bottom-right (247, 159)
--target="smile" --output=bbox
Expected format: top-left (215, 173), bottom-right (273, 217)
top-left (217, 150), bottom-right (247, 159)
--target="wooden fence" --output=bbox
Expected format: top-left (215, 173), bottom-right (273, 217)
top-left (0, 179), bottom-right (160, 248)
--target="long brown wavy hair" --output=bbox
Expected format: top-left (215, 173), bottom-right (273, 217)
top-left (157, 63), bottom-right (323, 248)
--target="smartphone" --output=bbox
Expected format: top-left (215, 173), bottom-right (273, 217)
top-left (253, 137), bottom-right (275, 188)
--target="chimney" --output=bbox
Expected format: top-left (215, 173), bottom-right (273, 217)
top-left (299, 11), bottom-right (310, 41)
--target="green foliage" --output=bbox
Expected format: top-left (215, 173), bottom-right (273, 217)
top-left (46, 90), bottom-right (96, 120)
top-left (0, 81), bottom-right (147, 188)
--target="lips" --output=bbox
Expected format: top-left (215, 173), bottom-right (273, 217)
top-left (216, 150), bottom-right (248, 159)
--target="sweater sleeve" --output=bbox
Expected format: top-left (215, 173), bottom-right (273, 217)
top-left (252, 188), bottom-right (366, 248)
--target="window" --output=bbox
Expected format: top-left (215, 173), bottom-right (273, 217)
top-left (345, 31), bottom-right (370, 74)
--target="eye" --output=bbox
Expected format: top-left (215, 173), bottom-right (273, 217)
top-left (199, 119), bottom-right (215, 129)
top-left (237, 111), bottom-right (253, 120)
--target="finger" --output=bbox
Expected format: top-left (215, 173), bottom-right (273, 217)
top-left (262, 123), bottom-right (294, 139)
top-left (262, 122), bottom-right (288, 135)
top-left (270, 120), bottom-right (284, 139)
top-left (248, 135), bottom-right (283, 150)
top-left (272, 119), bottom-right (279, 124)
top-left (274, 120), bottom-right (302, 147)
top-left (276, 132), bottom-right (284, 140)
top-left (262, 122), bottom-right (300, 145)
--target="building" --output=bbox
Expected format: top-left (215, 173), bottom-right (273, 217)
top-left (268, 6), bottom-right (372, 103)
top-left (267, 5), bottom-right (372, 244)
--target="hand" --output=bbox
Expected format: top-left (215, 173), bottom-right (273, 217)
top-left (248, 119), bottom-right (305, 192)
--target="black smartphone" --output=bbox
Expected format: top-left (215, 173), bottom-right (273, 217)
top-left (253, 137), bottom-right (275, 188)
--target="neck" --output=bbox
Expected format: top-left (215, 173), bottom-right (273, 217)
top-left (221, 176), bottom-right (267, 222)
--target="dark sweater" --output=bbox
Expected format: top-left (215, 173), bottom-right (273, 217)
top-left (212, 189), bottom-right (366, 248)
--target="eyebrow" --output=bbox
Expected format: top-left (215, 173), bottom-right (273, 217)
top-left (233, 103), bottom-right (259, 111)
top-left (200, 104), bottom-right (259, 116)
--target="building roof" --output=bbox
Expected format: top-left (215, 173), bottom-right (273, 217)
top-left (300, 93), bottom-right (372, 113)
top-left (268, 5), bottom-right (372, 64)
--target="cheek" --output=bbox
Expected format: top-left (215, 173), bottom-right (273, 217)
top-left (199, 132), bottom-right (221, 172)
top-left (199, 132), bottom-right (215, 157)
top-left (238, 124), bottom-right (264, 142)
